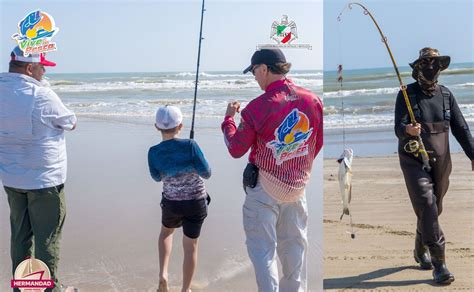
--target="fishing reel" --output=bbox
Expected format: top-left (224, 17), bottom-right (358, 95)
top-left (404, 138), bottom-right (434, 172)
top-left (404, 139), bottom-right (420, 156)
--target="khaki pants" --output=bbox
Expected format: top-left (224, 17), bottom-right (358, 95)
top-left (243, 181), bottom-right (308, 292)
top-left (4, 184), bottom-right (66, 292)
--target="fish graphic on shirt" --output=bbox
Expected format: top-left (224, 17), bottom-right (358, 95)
top-left (267, 108), bottom-right (313, 165)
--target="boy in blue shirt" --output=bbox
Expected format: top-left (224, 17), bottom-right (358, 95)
top-left (148, 105), bottom-right (211, 292)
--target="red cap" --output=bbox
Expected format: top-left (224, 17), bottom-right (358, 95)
top-left (40, 53), bottom-right (56, 67)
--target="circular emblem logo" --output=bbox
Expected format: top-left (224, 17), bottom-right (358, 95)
top-left (11, 258), bottom-right (54, 291)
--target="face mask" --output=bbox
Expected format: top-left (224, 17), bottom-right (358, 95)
top-left (419, 58), bottom-right (441, 81)
top-left (412, 58), bottom-right (441, 96)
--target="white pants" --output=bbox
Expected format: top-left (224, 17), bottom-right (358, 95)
top-left (243, 181), bottom-right (308, 292)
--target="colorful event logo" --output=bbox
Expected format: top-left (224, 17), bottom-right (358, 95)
top-left (267, 109), bottom-right (313, 165)
top-left (257, 15), bottom-right (311, 50)
top-left (11, 258), bottom-right (54, 291)
top-left (11, 10), bottom-right (59, 56)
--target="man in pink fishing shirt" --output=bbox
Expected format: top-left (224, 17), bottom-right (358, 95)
top-left (221, 48), bottom-right (323, 292)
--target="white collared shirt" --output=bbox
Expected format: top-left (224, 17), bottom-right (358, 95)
top-left (0, 72), bottom-right (77, 189)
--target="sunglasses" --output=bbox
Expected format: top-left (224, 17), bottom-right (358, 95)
top-left (251, 64), bottom-right (262, 76)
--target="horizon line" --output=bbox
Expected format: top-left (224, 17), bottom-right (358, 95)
top-left (41, 62), bottom-right (473, 75)
top-left (323, 61), bottom-right (473, 73)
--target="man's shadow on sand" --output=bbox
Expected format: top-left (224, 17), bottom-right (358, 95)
top-left (324, 265), bottom-right (446, 289)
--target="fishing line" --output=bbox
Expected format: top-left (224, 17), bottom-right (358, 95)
top-left (190, 0), bottom-right (206, 139)
top-left (336, 6), bottom-right (356, 239)
top-left (337, 12), bottom-right (346, 148)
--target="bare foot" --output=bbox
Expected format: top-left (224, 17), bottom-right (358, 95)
top-left (157, 279), bottom-right (169, 292)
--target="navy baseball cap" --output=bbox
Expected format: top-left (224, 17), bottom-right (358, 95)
top-left (243, 49), bottom-right (286, 74)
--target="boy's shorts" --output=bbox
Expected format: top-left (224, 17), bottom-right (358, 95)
top-left (160, 196), bottom-right (208, 239)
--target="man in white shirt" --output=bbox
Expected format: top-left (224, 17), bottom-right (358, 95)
top-left (0, 46), bottom-right (76, 292)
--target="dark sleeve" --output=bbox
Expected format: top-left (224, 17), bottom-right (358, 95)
top-left (449, 93), bottom-right (474, 160)
top-left (394, 90), bottom-right (410, 140)
top-left (191, 140), bottom-right (211, 179)
top-left (148, 148), bottom-right (162, 182)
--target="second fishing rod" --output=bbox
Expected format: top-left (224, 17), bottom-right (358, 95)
top-left (190, 0), bottom-right (206, 140)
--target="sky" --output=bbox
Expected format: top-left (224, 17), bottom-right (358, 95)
top-left (324, 0), bottom-right (474, 70)
top-left (0, 0), bottom-right (323, 73)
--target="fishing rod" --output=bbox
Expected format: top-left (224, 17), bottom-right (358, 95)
top-left (338, 2), bottom-right (431, 172)
top-left (190, 0), bottom-right (205, 139)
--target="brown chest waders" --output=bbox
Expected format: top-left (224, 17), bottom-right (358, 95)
top-left (398, 87), bottom-right (451, 253)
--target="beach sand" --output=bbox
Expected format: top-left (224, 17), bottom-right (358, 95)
top-left (0, 118), bottom-right (323, 291)
top-left (323, 153), bottom-right (473, 291)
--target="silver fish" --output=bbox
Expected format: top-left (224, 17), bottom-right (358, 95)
top-left (337, 148), bottom-right (353, 220)
top-left (337, 148), bottom-right (355, 238)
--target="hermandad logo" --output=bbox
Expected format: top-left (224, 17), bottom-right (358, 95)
top-left (257, 15), bottom-right (311, 50)
top-left (267, 109), bottom-right (313, 165)
top-left (11, 10), bottom-right (59, 56)
top-left (11, 258), bottom-right (54, 291)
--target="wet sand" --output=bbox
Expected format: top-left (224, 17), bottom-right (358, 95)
top-left (323, 153), bottom-right (473, 291)
top-left (0, 118), bottom-right (323, 291)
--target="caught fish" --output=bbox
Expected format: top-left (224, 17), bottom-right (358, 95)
top-left (337, 148), bottom-right (355, 238)
top-left (338, 148), bottom-right (353, 218)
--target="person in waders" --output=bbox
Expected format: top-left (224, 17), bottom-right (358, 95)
top-left (394, 47), bottom-right (474, 285)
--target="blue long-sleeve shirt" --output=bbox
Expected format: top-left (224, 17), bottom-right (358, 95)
top-left (148, 138), bottom-right (211, 200)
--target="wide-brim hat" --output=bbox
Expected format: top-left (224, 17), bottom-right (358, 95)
top-left (409, 47), bottom-right (450, 71)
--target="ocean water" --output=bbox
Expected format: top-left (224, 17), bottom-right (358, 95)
top-left (47, 64), bottom-right (472, 131)
top-left (44, 65), bottom-right (472, 157)
top-left (45, 70), bottom-right (323, 129)
top-left (323, 63), bottom-right (474, 157)
top-left (323, 62), bottom-right (474, 130)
